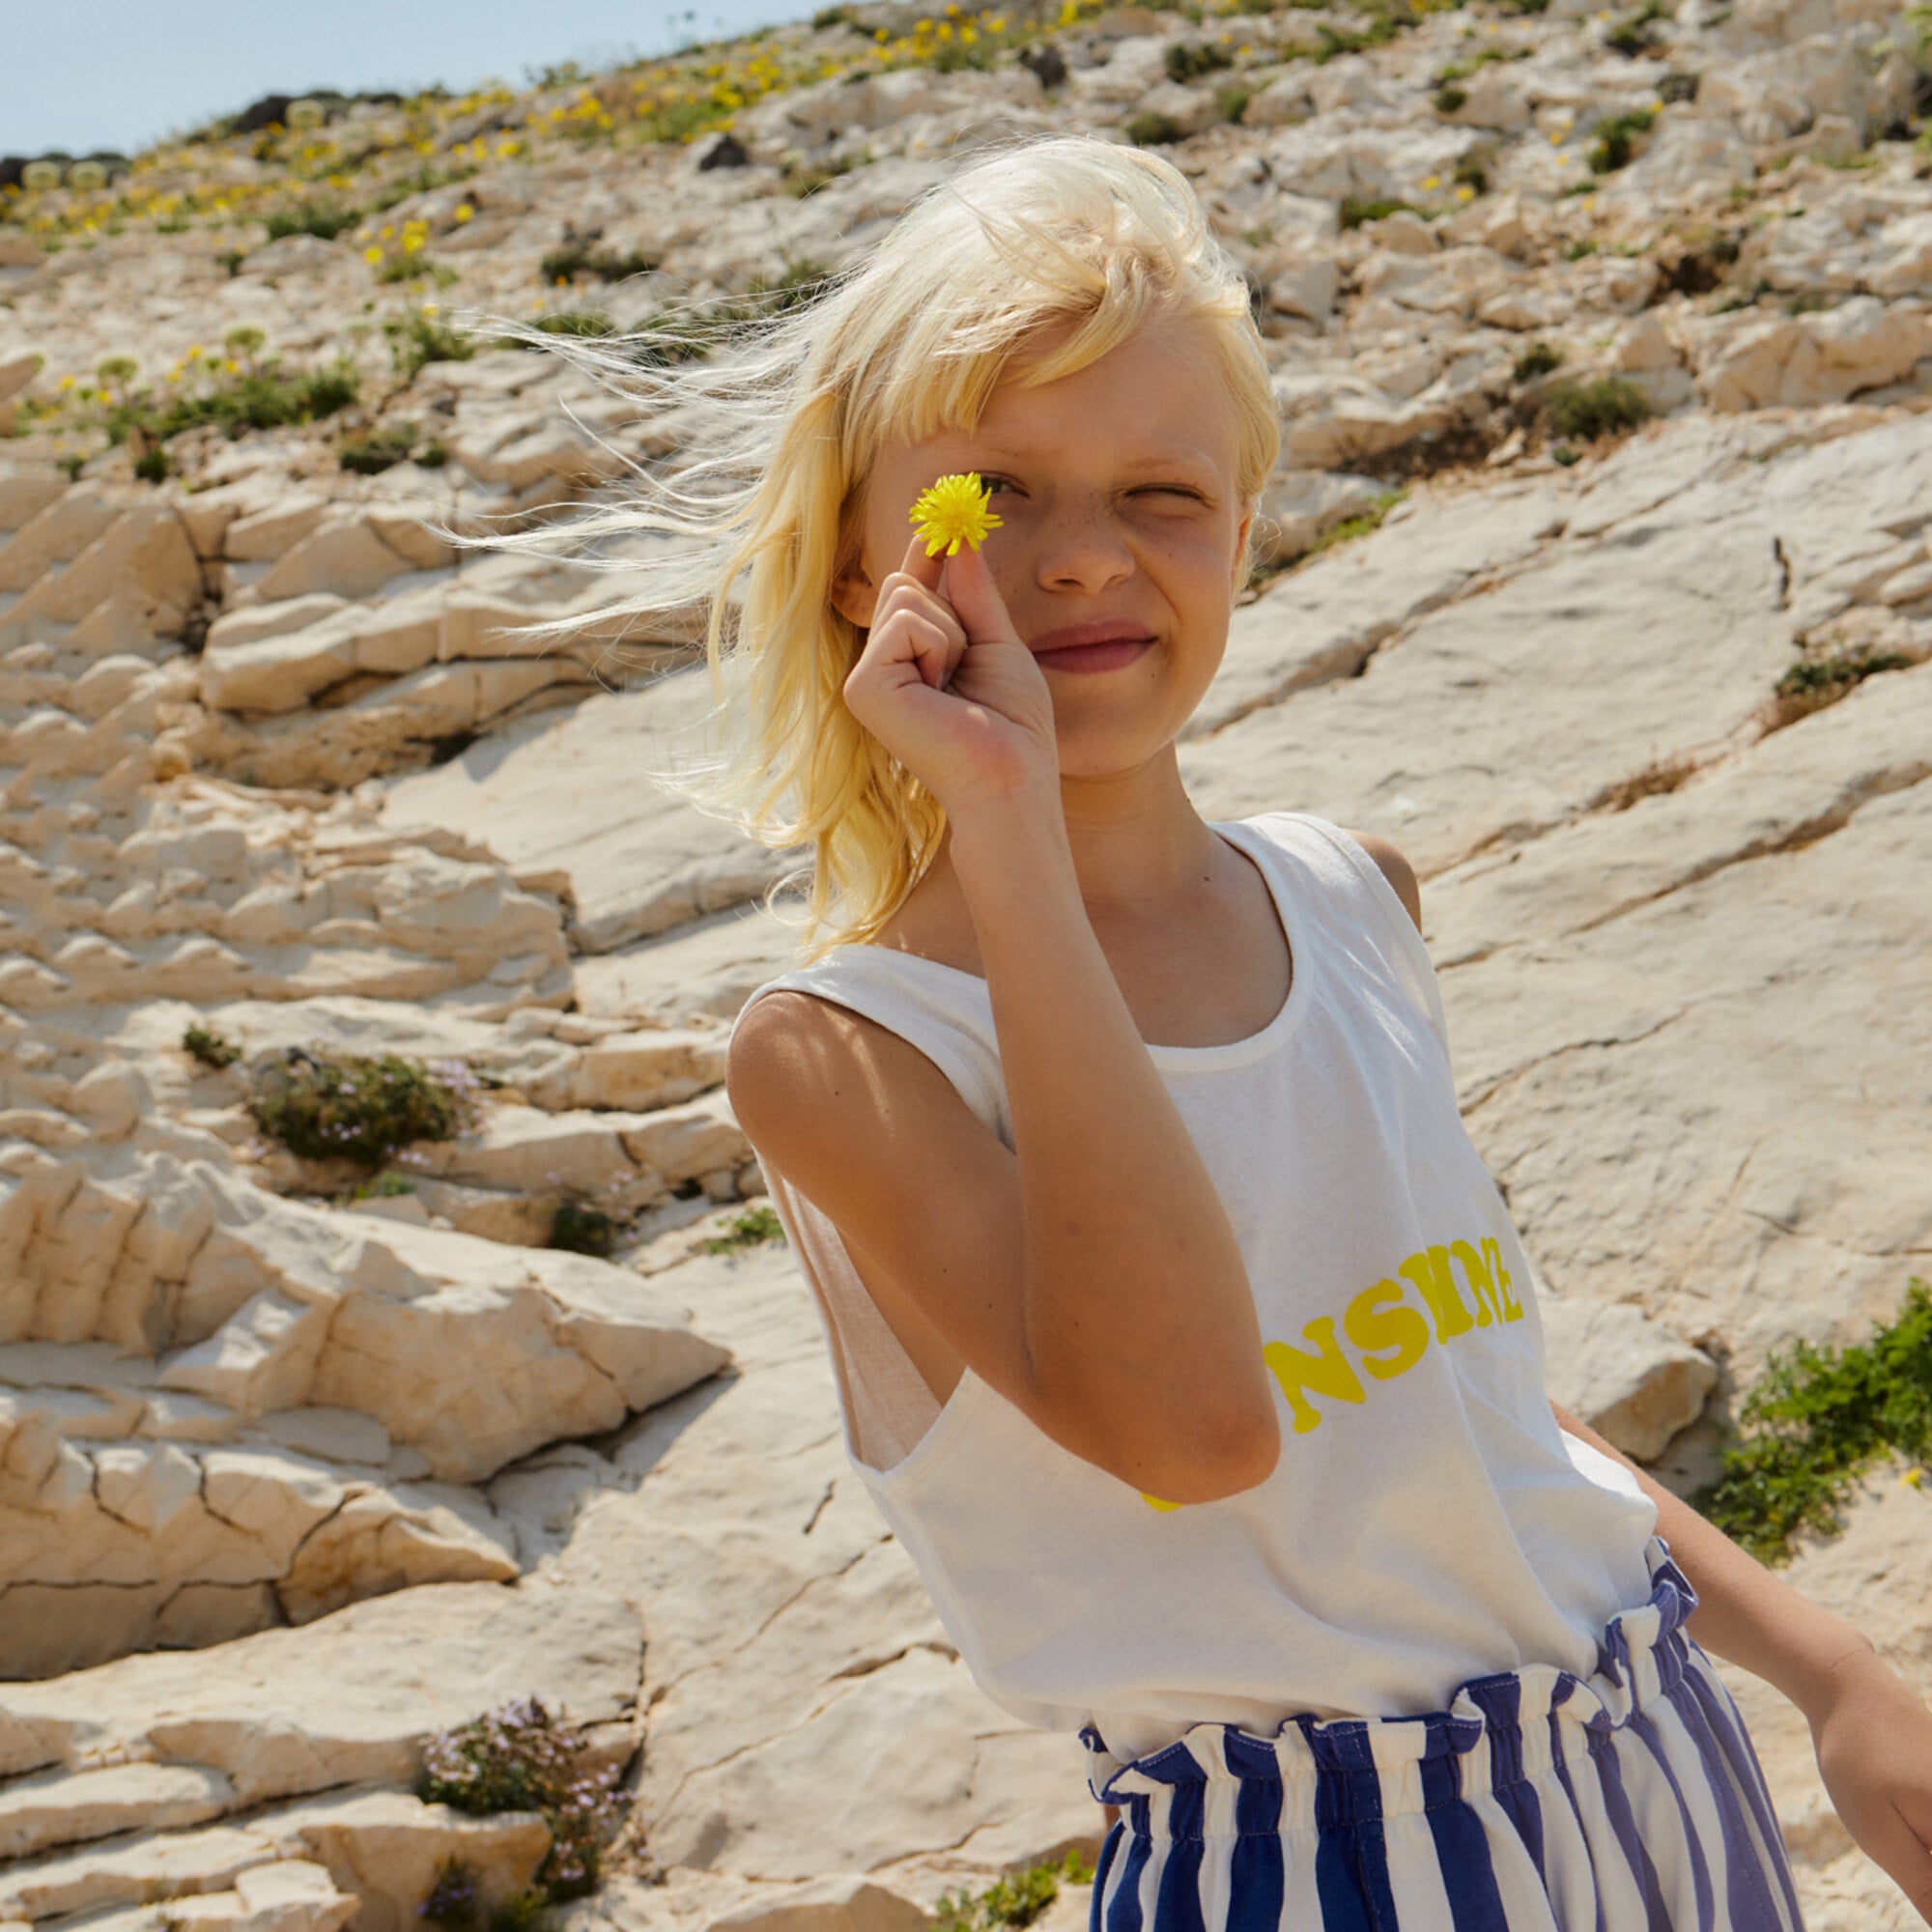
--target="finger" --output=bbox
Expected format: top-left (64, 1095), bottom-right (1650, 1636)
top-left (871, 578), bottom-right (966, 652)
top-left (898, 526), bottom-right (947, 594)
top-left (863, 608), bottom-right (957, 689)
top-left (939, 539), bottom-right (1022, 649)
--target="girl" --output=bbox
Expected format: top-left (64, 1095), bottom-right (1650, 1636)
top-left (558, 132), bottom-right (1932, 1928)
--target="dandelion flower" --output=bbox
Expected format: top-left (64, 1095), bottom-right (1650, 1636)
top-left (909, 472), bottom-right (1003, 557)
top-left (1906, 1467), bottom-right (1925, 1489)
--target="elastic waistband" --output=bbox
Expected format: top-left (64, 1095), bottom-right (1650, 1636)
top-left (1083, 1535), bottom-right (1703, 1826)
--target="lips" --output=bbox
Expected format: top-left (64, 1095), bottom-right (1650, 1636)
top-left (1036, 626), bottom-right (1151, 680)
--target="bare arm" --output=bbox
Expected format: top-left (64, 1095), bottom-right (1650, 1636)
top-left (1548, 1400), bottom-right (1880, 1715)
top-left (731, 793), bottom-right (1281, 1505)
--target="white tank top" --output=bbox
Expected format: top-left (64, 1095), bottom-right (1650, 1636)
top-left (728, 810), bottom-right (1660, 1766)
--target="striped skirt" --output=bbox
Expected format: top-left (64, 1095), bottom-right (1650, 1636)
top-left (1081, 1540), bottom-right (1805, 1932)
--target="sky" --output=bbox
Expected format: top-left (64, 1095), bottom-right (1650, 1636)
top-left (1, 1), bottom-right (818, 158)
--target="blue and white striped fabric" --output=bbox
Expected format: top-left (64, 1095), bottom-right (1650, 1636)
top-left (1081, 1539), bottom-right (1804, 1932)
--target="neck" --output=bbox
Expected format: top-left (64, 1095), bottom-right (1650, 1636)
top-left (936, 753), bottom-right (1226, 920)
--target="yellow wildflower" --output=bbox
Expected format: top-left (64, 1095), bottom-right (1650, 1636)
top-left (455, 203), bottom-right (475, 222)
top-left (1421, 174), bottom-right (1440, 189)
top-left (1906, 1467), bottom-right (1925, 1489)
top-left (365, 244), bottom-right (384, 264)
top-left (910, 472), bottom-right (1003, 557)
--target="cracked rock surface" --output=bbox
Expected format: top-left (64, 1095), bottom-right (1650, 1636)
top-left (3, 0), bottom-right (1932, 1924)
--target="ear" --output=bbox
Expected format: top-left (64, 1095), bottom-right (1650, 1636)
top-left (830, 551), bottom-right (876, 631)
top-left (1231, 499), bottom-right (1258, 591)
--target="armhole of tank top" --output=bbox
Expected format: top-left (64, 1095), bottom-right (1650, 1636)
top-left (1257, 810), bottom-right (1453, 1064)
top-left (732, 973), bottom-right (1003, 1478)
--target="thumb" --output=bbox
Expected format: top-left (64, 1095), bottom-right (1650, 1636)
top-left (940, 541), bottom-right (1023, 649)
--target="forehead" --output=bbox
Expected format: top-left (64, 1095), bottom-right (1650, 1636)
top-left (954, 323), bottom-right (1237, 473)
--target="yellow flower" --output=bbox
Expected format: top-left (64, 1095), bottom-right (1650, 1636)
top-left (365, 244), bottom-right (384, 264)
top-left (455, 204), bottom-right (474, 222)
top-left (1906, 1467), bottom-right (1925, 1489)
top-left (1455, 185), bottom-right (1475, 200)
top-left (1421, 174), bottom-right (1440, 189)
top-left (909, 472), bottom-right (1004, 557)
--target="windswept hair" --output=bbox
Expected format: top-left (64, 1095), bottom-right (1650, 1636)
top-left (489, 130), bottom-right (1280, 966)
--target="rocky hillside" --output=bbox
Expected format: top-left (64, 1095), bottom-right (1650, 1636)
top-left (2, 0), bottom-right (1930, 1926)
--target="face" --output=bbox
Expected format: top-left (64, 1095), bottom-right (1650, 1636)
top-left (831, 315), bottom-right (1256, 780)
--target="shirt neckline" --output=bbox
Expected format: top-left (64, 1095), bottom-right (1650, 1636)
top-left (828, 814), bottom-right (1316, 1074)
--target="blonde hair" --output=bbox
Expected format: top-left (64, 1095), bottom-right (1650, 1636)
top-left (502, 130), bottom-right (1280, 967)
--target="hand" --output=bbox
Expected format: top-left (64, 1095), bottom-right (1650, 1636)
top-left (840, 525), bottom-right (1060, 819)
top-left (1807, 1647), bottom-right (1932, 1920)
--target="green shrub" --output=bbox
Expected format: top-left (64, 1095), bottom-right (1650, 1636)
top-left (1304, 491), bottom-right (1404, 559)
top-left (1435, 83), bottom-right (1467, 113)
top-left (183, 1024), bottom-right (242, 1070)
top-left (1542, 375), bottom-right (1651, 441)
top-left (1694, 1278), bottom-right (1932, 1562)
top-left (339, 421), bottom-right (420, 473)
top-left (133, 445), bottom-right (170, 484)
top-left (420, 1859), bottom-right (478, 1930)
top-left (1512, 340), bottom-right (1565, 382)
top-left (1126, 111), bottom-right (1185, 146)
top-left (1166, 41), bottom-right (1235, 81)
top-left (418, 1696), bottom-right (624, 1902)
top-left (1215, 81), bottom-right (1254, 122)
top-left (1604, 0), bottom-right (1670, 55)
top-left (248, 1047), bottom-right (480, 1166)
top-left (538, 242), bottom-right (663, 284)
top-left (265, 201), bottom-right (360, 242)
top-left (541, 309), bottom-right (618, 337)
top-left (1339, 196), bottom-right (1418, 229)
top-left (1586, 106), bottom-right (1656, 174)
top-left (551, 1199), bottom-right (626, 1257)
top-left (701, 1204), bottom-right (786, 1254)
top-left (98, 357), bottom-right (359, 450)
top-left (386, 309), bottom-right (476, 379)
top-left (936, 1852), bottom-right (1097, 1932)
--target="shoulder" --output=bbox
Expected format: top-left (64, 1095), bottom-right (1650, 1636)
top-left (726, 984), bottom-right (964, 1154)
top-left (1339, 827), bottom-right (1423, 934)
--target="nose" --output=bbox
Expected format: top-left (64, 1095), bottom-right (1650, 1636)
top-left (1032, 495), bottom-right (1135, 597)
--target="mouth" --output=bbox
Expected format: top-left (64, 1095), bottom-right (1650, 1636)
top-left (1030, 623), bottom-right (1156, 672)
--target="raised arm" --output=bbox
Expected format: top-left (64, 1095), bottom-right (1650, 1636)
top-left (731, 526), bottom-right (1280, 1507)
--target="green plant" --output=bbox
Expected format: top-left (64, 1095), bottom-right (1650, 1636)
top-left (418, 1696), bottom-right (624, 1902)
top-left (1303, 491), bottom-right (1404, 560)
top-left (1435, 82), bottom-right (1467, 113)
top-left (134, 445), bottom-right (170, 483)
top-left (1339, 196), bottom-right (1418, 228)
top-left (701, 1203), bottom-right (786, 1253)
top-left (1693, 1278), bottom-right (1932, 1562)
top-left (339, 1171), bottom-right (420, 1206)
top-left (1586, 106), bottom-right (1657, 174)
top-left (551, 1199), bottom-right (627, 1257)
top-left (1126, 111), bottom-right (1185, 146)
top-left (1604, 0), bottom-right (1670, 55)
top-left (183, 1023), bottom-right (242, 1070)
top-left (339, 421), bottom-right (421, 473)
top-left (387, 308), bottom-right (476, 379)
top-left (248, 1046), bottom-right (480, 1166)
top-left (1215, 81), bottom-right (1255, 122)
top-left (1562, 237), bottom-right (1599, 259)
top-left (489, 1892), bottom-right (550, 1932)
top-left (1542, 376), bottom-right (1651, 441)
top-left (1766, 647), bottom-right (1917, 725)
top-left (265, 200), bottom-right (360, 242)
top-left (1513, 340), bottom-right (1564, 382)
top-left (515, 310), bottom-right (619, 342)
top-left (1453, 154), bottom-right (1490, 195)
top-left (538, 242), bottom-right (663, 284)
top-left (1551, 443), bottom-right (1580, 466)
top-left (936, 1851), bottom-right (1097, 1932)
top-left (420, 1858), bottom-right (479, 1930)
top-left (1166, 40), bottom-right (1235, 81)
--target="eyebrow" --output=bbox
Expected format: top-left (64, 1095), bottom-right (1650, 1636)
top-left (965, 444), bottom-right (1227, 483)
